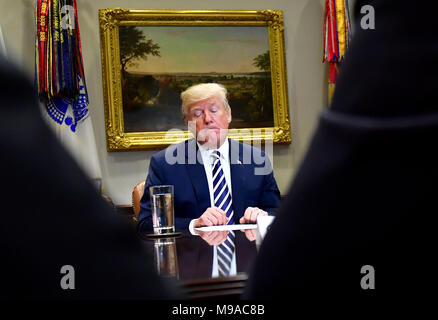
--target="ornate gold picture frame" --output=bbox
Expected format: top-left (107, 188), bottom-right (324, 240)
top-left (99, 9), bottom-right (290, 151)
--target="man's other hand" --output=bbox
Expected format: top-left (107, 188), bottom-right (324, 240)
top-left (194, 230), bottom-right (229, 246)
top-left (239, 207), bottom-right (268, 224)
top-left (241, 228), bottom-right (257, 242)
top-left (193, 207), bottom-right (228, 227)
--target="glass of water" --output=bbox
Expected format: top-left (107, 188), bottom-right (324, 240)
top-left (149, 185), bottom-right (175, 234)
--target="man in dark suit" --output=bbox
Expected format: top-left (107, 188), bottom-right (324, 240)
top-left (138, 83), bottom-right (281, 233)
top-left (245, 0), bottom-right (437, 300)
top-left (0, 56), bottom-right (177, 300)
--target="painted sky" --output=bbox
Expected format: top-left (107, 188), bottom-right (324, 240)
top-left (124, 26), bottom-right (270, 74)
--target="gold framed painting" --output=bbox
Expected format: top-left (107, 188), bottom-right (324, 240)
top-left (99, 9), bottom-right (290, 151)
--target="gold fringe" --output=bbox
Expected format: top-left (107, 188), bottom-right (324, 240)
top-left (335, 0), bottom-right (346, 60)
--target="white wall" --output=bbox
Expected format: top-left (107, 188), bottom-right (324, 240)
top-left (0, 0), bottom-right (334, 205)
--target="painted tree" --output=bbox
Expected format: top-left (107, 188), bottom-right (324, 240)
top-left (119, 26), bottom-right (161, 75)
top-left (119, 26), bottom-right (161, 110)
top-left (250, 51), bottom-right (272, 121)
top-left (252, 50), bottom-right (270, 73)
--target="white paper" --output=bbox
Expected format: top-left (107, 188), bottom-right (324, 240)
top-left (256, 215), bottom-right (275, 248)
top-left (195, 224), bottom-right (257, 232)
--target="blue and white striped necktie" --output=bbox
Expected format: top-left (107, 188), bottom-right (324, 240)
top-left (212, 150), bottom-right (235, 277)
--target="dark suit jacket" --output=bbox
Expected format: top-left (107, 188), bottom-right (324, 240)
top-left (138, 138), bottom-right (281, 232)
top-left (0, 57), bottom-right (177, 300)
top-left (245, 0), bottom-right (438, 301)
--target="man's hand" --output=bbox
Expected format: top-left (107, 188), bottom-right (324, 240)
top-left (240, 207), bottom-right (268, 241)
top-left (242, 229), bottom-right (257, 242)
top-left (193, 207), bottom-right (228, 228)
top-left (239, 207), bottom-right (268, 224)
top-left (194, 230), bottom-right (229, 246)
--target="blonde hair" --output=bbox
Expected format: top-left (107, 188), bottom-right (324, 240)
top-left (181, 83), bottom-right (231, 118)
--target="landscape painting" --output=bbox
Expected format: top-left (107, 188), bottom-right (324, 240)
top-left (120, 26), bottom-right (274, 133)
top-left (99, 9), bottom-right (290, 151)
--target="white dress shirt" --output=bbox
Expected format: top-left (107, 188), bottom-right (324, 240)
top-left (188, 139), bottom-right (237, 277)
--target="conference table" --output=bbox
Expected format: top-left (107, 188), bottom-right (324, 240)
top-left (137, 228), bottom-right (259, 299)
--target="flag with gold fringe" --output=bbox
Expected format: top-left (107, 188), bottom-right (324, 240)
top-left (34, 0), bottom-right (103, 188)
top-left (35, 0), bottom-right (88, 132)
top-left (323, 0), bottom-right (352, 104)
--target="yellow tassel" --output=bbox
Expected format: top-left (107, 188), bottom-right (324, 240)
top-left (335, 0), bottom-right (346, 60)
